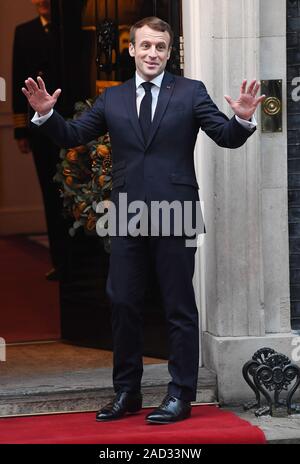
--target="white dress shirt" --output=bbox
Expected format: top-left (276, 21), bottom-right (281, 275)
top-left (135, 71), bottom-right (164, 120)
top-left (32, 71), bottom-right (257, 130)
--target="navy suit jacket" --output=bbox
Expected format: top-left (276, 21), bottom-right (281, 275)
top-left (39, 71), bottom-right (254, 234)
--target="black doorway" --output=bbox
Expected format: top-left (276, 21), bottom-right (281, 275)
top-left (51, 0), bottom-right (183, 357)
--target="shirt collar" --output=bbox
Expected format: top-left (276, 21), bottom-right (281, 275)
top-left (135, 71), bottom-right (165, 89)
top-left (40, 16), bottom-right (49, 27)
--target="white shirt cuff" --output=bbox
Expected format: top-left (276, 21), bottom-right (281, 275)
top-left (235, 115), bottom-right (257, 130)
top-left (31, 109), bottom-right (53, 126)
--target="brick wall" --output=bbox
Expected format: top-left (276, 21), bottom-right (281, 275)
top-left (287, 0), bottom-right (300, 329)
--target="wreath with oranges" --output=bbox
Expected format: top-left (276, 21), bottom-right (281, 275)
top-left (54, 100), bottom-right (112, 241)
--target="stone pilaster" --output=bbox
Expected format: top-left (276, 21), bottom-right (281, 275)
top-left (182, 0), bottom-right (297, 403)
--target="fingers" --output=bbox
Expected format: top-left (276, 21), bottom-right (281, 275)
top-left (24, 76), bottom-right (47, 95)
top-left (24, 79), bottom-right (34, 94)
top-left (241, 79), bottom-right (260, 96)
top-left (224, 95), bottom-right (234, 106)
top-left (242, 79), bottom-right (265, 100)
top-left (26, 77), bottom-right (39, 93)
top-left (21, 87), bottom-right (31, 99)
top-left (255, 95), bottom-right (266, 106)
top-left (24, 78), bottom-right (38, 97)
top-left (246, 80), bottom-right (257, 95)
top-left (252, 81), bottom-right (260, 97)
top-left (52, 89), bottom-right (62, 100)
top-left (37, 76), bottom-right (46, 91)
top-left (240, 80), bottom-right (247, 94)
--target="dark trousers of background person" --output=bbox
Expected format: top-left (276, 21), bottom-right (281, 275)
top-left (29, 128), bottom-right (69, 272)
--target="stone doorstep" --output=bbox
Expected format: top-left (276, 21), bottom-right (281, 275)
top-left (0, 365), bottom-right (217, 417)
top-left (3, 363), bottom-right (300, 445)
top-left (225, 407), bottom-right (300, 445)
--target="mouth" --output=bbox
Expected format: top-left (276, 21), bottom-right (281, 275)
top-left (145, 62), bottom-right (159, 68)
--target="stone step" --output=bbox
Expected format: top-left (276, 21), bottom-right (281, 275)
top-left (230, 407), bottom-right (300, 444)
top-left (0, 365), bottom-right (217, 417)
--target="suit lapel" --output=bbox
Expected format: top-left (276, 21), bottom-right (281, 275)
top-left (146, 71), bottom-right (175, 150)
top-left (122, 78), bottom-right (145, 147)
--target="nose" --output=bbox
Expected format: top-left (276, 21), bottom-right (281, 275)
top-left (148, 45), bottom-right (158, 58)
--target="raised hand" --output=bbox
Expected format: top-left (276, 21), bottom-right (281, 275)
top-left (224, 80), bottom-right (265, 120)
top-left (22, 76), bottom-right (61, 116)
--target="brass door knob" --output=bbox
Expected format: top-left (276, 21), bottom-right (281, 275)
top-left (263, 96), bottom-right (281, 116)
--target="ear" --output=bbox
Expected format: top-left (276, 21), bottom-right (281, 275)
top-left (129, 43), bottom-right (135, 57)
top-left (167, 48), bottom-right (171, 60)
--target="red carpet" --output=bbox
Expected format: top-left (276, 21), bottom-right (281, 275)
top-left (0, 236), bottom-right (60, 342)
top-left (0, 406), bottom-right (266, 444)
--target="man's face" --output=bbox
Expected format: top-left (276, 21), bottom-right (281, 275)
top-left (129, 25), bottom-right (171, 81)
top-left (31, 0), bottom-right (51, 19)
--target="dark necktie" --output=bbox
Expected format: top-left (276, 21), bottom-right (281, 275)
top-left (139, 82), bottom-right (154, 142)
top-left (43, 23), bottom-right (51, 33)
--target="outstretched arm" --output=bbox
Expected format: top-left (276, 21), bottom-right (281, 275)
top-left (22, 77), bottom-right (107, 148)
top-left (194, 80), bottom-right (265, 149)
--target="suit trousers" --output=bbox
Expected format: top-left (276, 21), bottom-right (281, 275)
top-left (106, 234), bottom-right (199, 402)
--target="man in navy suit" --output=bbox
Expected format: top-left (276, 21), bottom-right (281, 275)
top-left (22, 17), bottom-right (264, 424)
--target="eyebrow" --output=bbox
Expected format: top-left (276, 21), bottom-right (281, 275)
top-left (140, 40), bottom-right (167, 47)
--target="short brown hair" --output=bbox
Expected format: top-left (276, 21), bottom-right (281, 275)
top-left (130, 16), bottom-right (174, 49)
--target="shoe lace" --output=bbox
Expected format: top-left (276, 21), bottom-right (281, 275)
top-left (161, 395), bottom-right (176, 408)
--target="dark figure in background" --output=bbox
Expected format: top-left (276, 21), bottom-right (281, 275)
top-left (12, 0), bottom-right (68, 280)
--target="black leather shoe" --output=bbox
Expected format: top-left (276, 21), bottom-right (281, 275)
top-left (146, 395), bottom-right (191, 424)
top-left (96, 391), bottom-right (142, 421)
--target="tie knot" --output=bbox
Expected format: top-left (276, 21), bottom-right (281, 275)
top-left (142, 82), bottom-right (153, 93)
